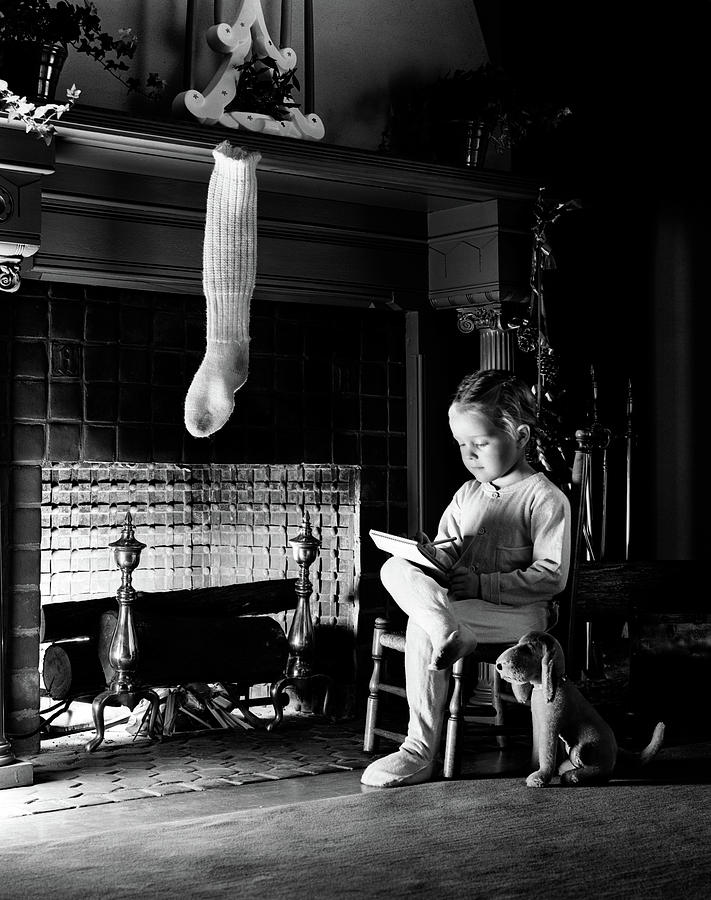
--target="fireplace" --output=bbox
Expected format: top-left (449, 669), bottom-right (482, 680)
top-left (2, 279), bottom-right (409, 754)
top-left (0, 109), bottom-right (537, 761)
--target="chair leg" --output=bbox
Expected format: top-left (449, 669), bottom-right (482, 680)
top-left (443, 657), bottom-right (464, 779)
top-left (363, 617), bottom-right (388, 752)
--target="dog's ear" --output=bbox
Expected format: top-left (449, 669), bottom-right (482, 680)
top-left (540, 633), bottom-right (565, 702)
top-left (512, 682), bottom-right (533, 705)
top-left (541, 645), bottom-right (557, 702)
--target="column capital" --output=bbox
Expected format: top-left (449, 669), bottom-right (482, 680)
top-left (456, 301), bottom-right (503, 334)
top-left (454, 299), bottom-right (524, 370)
top-left (0, 124), bottom-right (55, 292)
top-left (0, 240), bottom-right (40, 292)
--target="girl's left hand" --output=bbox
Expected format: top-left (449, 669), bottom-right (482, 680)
top-left (448, 566), bottom-right (480, 599)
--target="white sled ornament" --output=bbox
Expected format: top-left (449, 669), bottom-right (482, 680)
top-left (173, 0), bottom-right (325, 141)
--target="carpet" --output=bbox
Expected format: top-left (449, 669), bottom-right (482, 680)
top-left (2, 743), bottom-right (710, 899)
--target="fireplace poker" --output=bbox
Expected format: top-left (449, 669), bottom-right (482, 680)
top-left (625, 378), bottom-right (633, 561)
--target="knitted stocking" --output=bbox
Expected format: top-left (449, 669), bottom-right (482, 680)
top-left (184, 141), bottom-right (261, 437)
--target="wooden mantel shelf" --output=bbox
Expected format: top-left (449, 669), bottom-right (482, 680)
top-left (54, 107), bottom-right (539, 211)
top-left (2, 106), bottom-right (539, 305)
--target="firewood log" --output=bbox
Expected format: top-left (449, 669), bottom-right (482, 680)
top-left (42, 639), bottom-right (107, 700)
top-left (40, 578), bottom-right (298, 643)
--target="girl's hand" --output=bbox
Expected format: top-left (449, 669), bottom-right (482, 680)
top-left (448, 566), bottom-right (480, 600)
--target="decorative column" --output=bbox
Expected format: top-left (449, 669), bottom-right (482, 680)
top-left (0, 128), bottom-right (53, 785)
top-left (455, 302), bottom-right (517, 371)
top-left (0, 618), bottom-right (34, 788)
top-left (428, 198), bottom-right (532, 371)
top-left (456, 301), bottom-right (517, 714)
top-left (0, 518), bottom-right (34, 789)
top-left (0, 608), bottom-right (14, 766)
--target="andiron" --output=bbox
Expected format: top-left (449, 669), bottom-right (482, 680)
top-left (266, 511), bottom-right (333, 731)
top-left (86, 513), bottom-right (161, 752)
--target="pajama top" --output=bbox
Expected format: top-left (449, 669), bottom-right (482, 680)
top-left (429, 472), bottom-right (571, 610)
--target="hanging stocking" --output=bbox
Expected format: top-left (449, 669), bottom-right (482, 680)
top-left (184, 140), bottom-right (261, 437)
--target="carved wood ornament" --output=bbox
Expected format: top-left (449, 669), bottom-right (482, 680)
top-left (0, 138), bottom-right (53, 292)
top-left (172, 0), bottom-right (325, 140)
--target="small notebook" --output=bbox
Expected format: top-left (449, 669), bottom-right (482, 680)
top-left (369, 529), bottom-right (450, 576)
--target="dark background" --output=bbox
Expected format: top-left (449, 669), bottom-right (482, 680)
top-left (472, 1), bottom-right (704, 561)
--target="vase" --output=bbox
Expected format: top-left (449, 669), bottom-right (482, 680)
top-left (0, 41), bottom-right (68, 103)
top-left (436, 119), bottom-right (490, 168)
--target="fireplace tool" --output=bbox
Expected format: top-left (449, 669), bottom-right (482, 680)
top-left (265, 511), bottom-right (333, 731)
top-left (625, 378), bottom-right (634, 561)
top-left (577, 366), bottom-right (614, 678)
top-left (86, 513), bottom-right (161, 752)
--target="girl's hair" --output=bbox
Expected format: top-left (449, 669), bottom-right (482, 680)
top-left (451, 369), bottom-right (537, 440)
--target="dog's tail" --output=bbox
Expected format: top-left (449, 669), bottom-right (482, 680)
top-left (617, 721), bottom-right (665, 768)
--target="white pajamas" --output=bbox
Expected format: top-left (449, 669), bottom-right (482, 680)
top-left (371, 472), bottom-right (570, 776)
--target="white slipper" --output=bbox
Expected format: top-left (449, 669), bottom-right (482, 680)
top-left (360, 749), bottom-right (435, 788)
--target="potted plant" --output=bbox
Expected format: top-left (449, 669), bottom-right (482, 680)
top-left (0, 0), bottom-right (165, 103)
top-left (381, 63), bottom-right (571, 168)
top-left (427, 64), bottom-right (499, 165)
top-left (227, 54), bottom-right (301, 122)
top-left (428, 64), bottom-right (572, 167)
top-left (0, 76), bottom-right (80, 143)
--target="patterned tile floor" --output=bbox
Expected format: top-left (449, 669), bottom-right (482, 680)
top-left (0, 711), bottom-right (371, 820)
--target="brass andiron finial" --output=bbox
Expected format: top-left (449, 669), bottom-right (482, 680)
top-left (105, 513), bottom-right (145, 695)
top-left (285, 510), bottom-right (320, 678)
top-left (86, 513), bottom-right (162, 752)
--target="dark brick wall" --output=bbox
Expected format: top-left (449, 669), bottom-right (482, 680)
top-left (2, 280), bottom-right (408, 753)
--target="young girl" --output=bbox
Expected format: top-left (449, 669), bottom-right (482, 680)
top-left (361, 369), bottom-right (571, 788)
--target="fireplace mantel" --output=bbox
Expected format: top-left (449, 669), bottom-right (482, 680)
top-left (52, 107), bottom-right (538, 208)
top-left (2, 107), bottom-right (538, 306)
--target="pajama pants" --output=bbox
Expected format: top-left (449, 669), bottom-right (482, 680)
top-left (380, 556), bottom-right (551, 760)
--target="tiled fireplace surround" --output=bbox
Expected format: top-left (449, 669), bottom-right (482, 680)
top-left (2, 280), bottom-right (409, 754)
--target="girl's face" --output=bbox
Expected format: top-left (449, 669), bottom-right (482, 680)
top-left (448, 403), bottom-right (530, 487)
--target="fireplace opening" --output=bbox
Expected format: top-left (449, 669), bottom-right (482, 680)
top-left (38, 462), bottom-right (360, 732)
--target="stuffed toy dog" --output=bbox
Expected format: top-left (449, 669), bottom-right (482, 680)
top-left (495, 631), bottom-right (665, 787)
